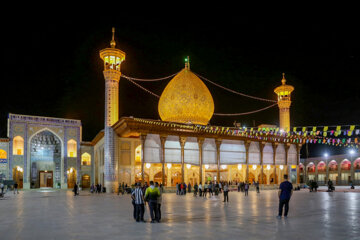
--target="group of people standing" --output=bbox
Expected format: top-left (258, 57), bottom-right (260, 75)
top-left (131, 181), bottom-right (163, 223)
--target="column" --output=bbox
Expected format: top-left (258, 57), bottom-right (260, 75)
top-left (245, 141), bottom-right (250, 183)
top-left (197, 138), bottom-right (204, 185)
top-left (315, 161), bottom-right (319, 182)
top-left (179, 136), bottom-right (186, 183)
top-left (260, 142), bottom-right (265, 184)
top-left (337, 160), bottom-right (341, 185)
top-left (215, 139), bottom-right (222, 182)
top-left (140, 134), bottom-right (147, 185)
top-left (272, 143), bottom-right (278, 184)
top-left (296, 144), bottom-right (301, 184)
top-left (285, 144), bottom-right (290, 179)
top-left (160, 135), bottom-right (167, 186)
top-left (350, 159), bottom-right (355, 183)
top-left (63, 126), bottom-right (68, 189)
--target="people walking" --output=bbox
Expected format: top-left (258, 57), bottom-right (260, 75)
top-left (156, 182), bottom-right (162, 221)
top-left (244, 182), bottom-right (249, 196)
top-left (203, 182), bottom-right (208, 197)
top-left (223, 183), bottom-right (229, 202)
top-left (256, 181), bottom-right (260, 193)
top-left (144, 181), bottom-right (161, 223)
top-left (0, 182), bottom-right (4, 196)
top-left (13, 182), bottom-right (19, 194)
top-left (188, 182), bottom-right (191, 193)
top-left (198, 182), bottom-right (202, 197)
top-left (277, 174), bottom-right (293, 218)
top-left (73, 183), bottom-right (78, 196)
top-left (194, 183), bottom-right (198, 196)
top-left (132, 182), bottom-right (145, 222)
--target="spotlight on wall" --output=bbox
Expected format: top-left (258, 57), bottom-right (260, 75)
top-left (279, 165), bottom-right (284, 170)
top-left (167, 163), bottom-right (172, 169)
top-left (349, 150), bottom-right (355, 155)
top-left (145, 163), bottom-right (151, 169)
top-left (324, 153), bottom-right (329, 157)
top-left (252, 165), bottom-right (257, 170)
top-left (221, 165), bottom-right (227, 170)
top-left (237, 164), bottom-right (242, 170)
top-left (267, 164), bottom-right (271, 170)
top-left (205, 164), bottom-right (209, 169)
top-left (186, 164), bottom-right (191, 169)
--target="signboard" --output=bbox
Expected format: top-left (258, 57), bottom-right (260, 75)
top-left (0, 159), bottom-right (7, 164)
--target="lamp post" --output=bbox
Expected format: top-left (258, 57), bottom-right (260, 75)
top-left (349, 150), bottom-right (355, 184)
top-left (324, 153), bottom-right (329, 184)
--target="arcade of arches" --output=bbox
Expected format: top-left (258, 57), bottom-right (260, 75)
top-left (301, 157), bottom-right (360, 185)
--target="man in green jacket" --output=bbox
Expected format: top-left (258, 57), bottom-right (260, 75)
top-left (144, 181), bottom-right (161, 223)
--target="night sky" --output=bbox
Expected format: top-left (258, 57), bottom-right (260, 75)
top-left (2, 14), bottom-right (359, 158)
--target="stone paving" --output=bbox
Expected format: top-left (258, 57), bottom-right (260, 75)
top-left (0, 188), bottom-right (359, 240)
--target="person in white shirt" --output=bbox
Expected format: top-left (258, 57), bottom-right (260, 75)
top-left (198, 183), bottom-right (203, 197)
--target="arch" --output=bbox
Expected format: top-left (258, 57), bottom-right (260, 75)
top-left (153, 171), bottom-right (167, 186)
top-left (258, 173), bottom-right (267, 184)
top-left (299, 163), bottom-right (304, 172)
top-left (135, 144), bottom-right (141, 163)
top-left (135, 172), bottom-right (149, 185)
top-left (81, 152), bottom-right (91, 166)
top-left (171, 171), bottom-right (182, 186)
top-left (328, 160), bottom-right (338, 171)
top-left (67, 167), bottom-right (76, 189)
top-left (340, 159), bottom-right (351, 170)
top-left (13, 136), bottom-right (24, 155)
top-left (28, 129), bottom-right (62, 189)
top-left (0, 149), bottom-right (7, 159)
top-left (12, 166), bottom-right (24, 188)
top-left (248, 172), bottom-right (255, 184)
top-left (317, 161), bottom-right (326, 172)
top-left (81, 174), bottom-right (90, 188)
top-left (67, 139), bottom-right (77, 157)
top-left (354, 158), bottom-right (360, 170)
top-left (232, 172), bottom-right (244, 182)
top-left (270, 173), bottom-right (278, 184)
top-left (307, 162), bottom-right (315, 173)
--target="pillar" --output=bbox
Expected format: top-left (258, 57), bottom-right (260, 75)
top-left (285, 144), bottom-right (290, 178)
top-left (315, 161), bottom-right (319, 182)
top-left (215, 139), bottom-right (222, 182)
top-left (245, 141), bottom-right (250, 183)
top-left (272, 143), bottom-right (278, 184)
top-left (197, 138), bottom-right (204, 185)
top-left (179, 136), bottom-right (186, 183)
top-left (140, 134), bottom-right (146, 185)
top-left (337, 160), bottom-right (341, 185)
top-left (296, 144), bottom-right (301, 184)
top-left (260, 142), bottom-right (265, 184)
top-left (160, 135), bottom-right (167, 186)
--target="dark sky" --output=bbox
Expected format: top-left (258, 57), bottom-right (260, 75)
top-left (2, 13), bottom-right (359, 157)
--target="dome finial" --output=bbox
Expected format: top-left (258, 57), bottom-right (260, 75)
top-left (282, 72), bottom-right (286, 85)
top-left (110, 27), bottom-right (116, 48)
top-left (185, 56), bottom-right (190, 70)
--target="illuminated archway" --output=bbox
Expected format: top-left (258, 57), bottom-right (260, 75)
top-left (67, 139), bottom-right (77, 157)
top-left (328, 160), bottom-right (338, 171)
top-left (81, 174), bottom-right (90, 188)
top-left (12, 166), bottom-right (24, 188)
top-left (258, 173), bottom-right (267, 184)
top-left (307, 162), bottom-right (315, 173)
top-left (0, 149), bottom-right (7, 159)
top-left (354, 158), bottom-right (360, 170)
top-left (317, 161), bottom-right (326, 173)
top-left (13, 136), bottom-right (24, 155)
top-left (154, 171), bottom-right (167, 186)
top-left (135, 145), bottom-right (141, 163)
top-left (340, 159), bottom-right (351, 170)
top-left (171, 171), bottom-right (182, 186)
top-left (67, 168), bottom-right (76, 189)
top-left (81, 152), bottom-right (91, 166)
top-left (248, 172), bottom-right (255, 184)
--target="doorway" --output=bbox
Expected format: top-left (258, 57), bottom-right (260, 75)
top-left (39, 171), bottom-right (53, 188)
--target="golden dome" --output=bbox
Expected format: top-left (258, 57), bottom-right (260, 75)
top-left (158, 68), bottom-right (214, 125)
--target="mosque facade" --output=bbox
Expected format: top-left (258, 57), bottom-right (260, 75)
top-left (0, 29), bottom-right (311, 191)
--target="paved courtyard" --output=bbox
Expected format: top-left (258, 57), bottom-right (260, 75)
top-left (0, 188), bottom-right (359, 240)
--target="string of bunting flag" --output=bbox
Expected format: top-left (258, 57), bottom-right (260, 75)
top-left (132, 118), bottom-right (359, 148)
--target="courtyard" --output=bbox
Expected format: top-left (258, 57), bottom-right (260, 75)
top-left (0, 188), bottom-right (359, 240)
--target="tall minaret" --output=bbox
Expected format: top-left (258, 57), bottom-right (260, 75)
top-left (274, 73), bottom-right (294, 131)
top-left (99, 28), bottom-right (125, 192)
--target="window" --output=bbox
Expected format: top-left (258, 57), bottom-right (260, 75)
top-left (67, 139), bottom-right (77, 157)
top-left (81, 152), bottom-right (91, 166)
top-left (13, 136), bottom-right (24, 155)
top-left (0, 149), bottom-right (7, 159)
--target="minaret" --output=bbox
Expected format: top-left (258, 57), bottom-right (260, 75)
top-left (99, 28), bottom-right (125, 192)
top-left (274, 73), bottom-right (294, 131)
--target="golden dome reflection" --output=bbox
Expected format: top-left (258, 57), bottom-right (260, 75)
top-left (158, 68), bottom-right (214, 125)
